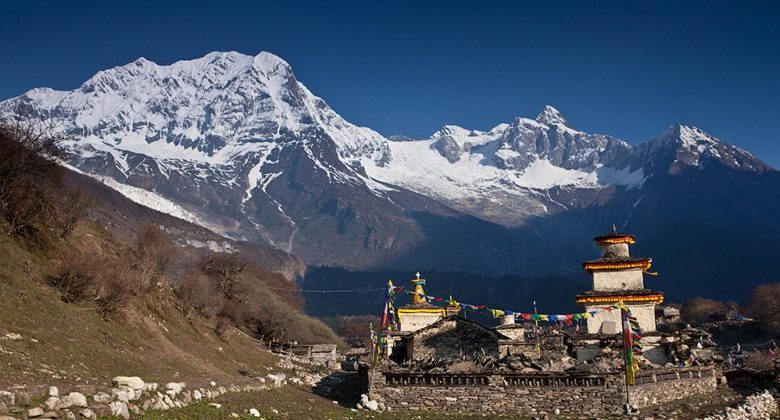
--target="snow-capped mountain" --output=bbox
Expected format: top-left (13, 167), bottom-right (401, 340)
top-left (2, 51), bottom-right (779, 301)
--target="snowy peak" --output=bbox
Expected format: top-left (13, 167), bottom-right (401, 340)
top-left (646, 124), bottom-right (772, 173)
top-left (535, 105), bottom-right (568, 127)
top-left (431, 124), bottom-right (481, 139)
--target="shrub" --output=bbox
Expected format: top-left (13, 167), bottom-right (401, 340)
top-left (747, 282), bottom-right (780, 333)
top-left (0, 121), bottom-right (65, 239)
top-left (93, 266), bottom-right (135, 320)
top-left (682, 297), bottom-right (728, 323)
top-left (177, 271), bottom-right (222, 318)
top-left (48, 250), bottom-right (136, 320)
top-left (47, 252), bottom-right (97, 303)
top-left (134, 223), bottom-right (176, 289)
top-left (201, 253), bottom-right (247, 298)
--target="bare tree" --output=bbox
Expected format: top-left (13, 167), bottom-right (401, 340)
top-left (747, 283), bottom-right (780, 333)
top-left (133, 223), bottom-right (177, 289)
top-left (682, 297), bottom-right (728, 323)
top-left (0, 120), bottom-right (69, 238)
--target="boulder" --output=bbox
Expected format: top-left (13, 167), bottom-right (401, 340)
top-left (68, 392), bottom-right (88, 407)
top-left (192, 390), bottom-right (202, 400)
top-left (47, 386), bottom-right (58, 398)
top-left (62, 409), bottom-right (76, 420)
top-left (0, 391), bottom-right (13, 407)
top-left (111, 387), bottom-right (134, 402)
top-left (266, 373), bottom-right (286, 388)
top-left (27, 407), bottom-right (44, 418)
top-left (92, 391), bottom-right (112, 403)
top-left (165, 382), bottom-right (185, 395)
top-left (44, 396), bottom-right (61, 411)
top-left (113, 376), bottom-right (145, 390)
top-left (365, 400), bottom-right (379, 411)
top-left (80, 408), bottom-right (96, 419)
top-left (109, 401), bottom-right (130, 420)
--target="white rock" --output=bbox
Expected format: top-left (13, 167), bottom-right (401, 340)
top-left (68, 392), bottom-right (88, 407)
top-left (92, 391), bottom-right (112, 403)
top-left (266, 373), bottom-right (286, 388)
top-left (249, 407), bottom-right (261, 417)
top-left (111, 387), bottom-right (134, 402)
top-left (79, 408), bottom-right (95, 419)
top-left (47, 386), bottom-right (58, 397)
top-left (165, 382), bottom-right (185, 395)
top-left (112, 376), bottom-right (145, 390)
top-left (365, 400), bottom-right (379, 411)
top-left (27, 407), bottom-right (44, 418)
top-left (192, 390), bottom-right (202, 400)
top-left (209, 380), bottom-right (217, 387)
top-left (62, 409), bottom-right (76, 420)
top-left (44, 397), bottom-right (61, 411)
top-left (231, 413), bottom-right (239, 418)
top-left (209, 402), bottom-right (222, 409)
top-left (109, 401), bottom-right (130, 420)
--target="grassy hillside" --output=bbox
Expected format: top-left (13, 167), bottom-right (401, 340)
top-left (0, 122), bottom-right (340, 392)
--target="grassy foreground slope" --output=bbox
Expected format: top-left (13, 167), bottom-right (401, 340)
top-left (0, 122), bottom-right (339, 393)
top-left (1, 217), bottom-right (285, 389)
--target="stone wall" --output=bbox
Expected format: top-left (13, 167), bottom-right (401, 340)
top-left (630, 367), bottom-right (719, 407)
top-left (363, 366), bottom-right (719, 416)
top-left (702, 390), bottom-right (778, 420)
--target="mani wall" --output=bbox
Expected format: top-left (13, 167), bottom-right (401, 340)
top-left (362, 366), bottom-right (719, 416)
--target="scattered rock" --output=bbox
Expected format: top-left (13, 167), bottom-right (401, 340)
top-left (165, 382), bottom-right (185, 395)
top-left (266, 373), bottom-right (286, 388)
top-left (192, 389), bottom-right (202, 400)
top-left (47, 386), bottom-right (58, 398)
top-left (209, 380), bottom-right (217, 387)
top-left (68, 392), bottom-right (88, 407)
top-left (79, 408), bottom-right (96, 419)
top-left (113, 376), bottom-right (146, 390)
top-left (0, 391), bottom-right (13, 408)
top-left (109, 400), bottom-right (130, 420)
top-left (44, 396), bottom-right (61, 411)
top-left (92, 391), bottom-right (112, 403)
top-left (111, 387), bottom-right (134, 402)
top-left (27, 407), bottom-right (44, 418)
top-left (209, 403), bottom-right (222, 409)
top-left (62, 409), bottom-right (76, 420)
top-left (249, 407), bottom-right (261, 417)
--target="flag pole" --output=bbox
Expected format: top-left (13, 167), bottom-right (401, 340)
top-left (620, 303), bottom-right (634, 412)
top-left (534, 300), bottom-right (541, 357)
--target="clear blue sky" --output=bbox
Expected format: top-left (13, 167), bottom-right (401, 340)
top-left (2, 0), bottom-right (779, 166)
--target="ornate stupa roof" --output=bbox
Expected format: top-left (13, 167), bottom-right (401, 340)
top-left (593, 224), bottom-right (636, 245)
top-left (402, 272), bottom-right (439, 309)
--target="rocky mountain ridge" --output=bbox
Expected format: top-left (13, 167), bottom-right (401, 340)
top-left (1, 51), bottom-right (779, 301)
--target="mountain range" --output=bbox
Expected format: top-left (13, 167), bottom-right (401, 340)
top-left (2, 50), bottom-right (779, 302)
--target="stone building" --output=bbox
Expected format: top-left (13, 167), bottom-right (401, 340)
top-left (576, 226), bottom-right (663, 334)
top-left (364, 227), bottom-right (724, 416)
